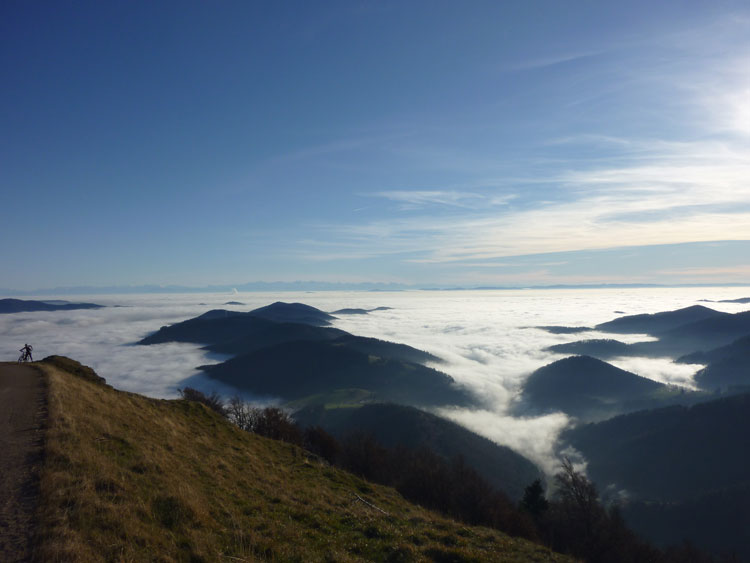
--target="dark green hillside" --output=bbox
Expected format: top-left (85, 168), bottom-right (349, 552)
top-left (209, 332), bottom-right (437, 365)
top-left (519, 356), bottom-right (686, 421)
top-left (620, 309), bottom-right (750, 358)
top-left (139, 305), bottom-right (437, 364)
top-left (679, 334), bottom-right (750, 365)
top-left (677, 335), bottom-right (750, 391)
top-left (656, 310), bottom-right (750, 352)
top-left (293, 403), bottom-right (542, 500)
top-left (206, 322), bottom-right (345, 355)
top-left (0, 298), bottom-right (103, 314)
top-left (623, 485), bottom-right (750, 559)
top-left (594, 304), bottom-right (727, 334)
top-left (333, 333), bottom-right (439, 364)
top-left (561, 392), bottom-right (750, 558)
top-left (542, 306), bottom-right (750, 360)
top-left (139, 302), bottom-right (461, 409)
top-left (202, 339), bottom-right (472, 407)
top-left (561, 392), bottom-right (750, 501)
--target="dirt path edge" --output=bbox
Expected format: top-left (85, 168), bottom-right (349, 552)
top-left (0, 363), bottom-right (48, 563)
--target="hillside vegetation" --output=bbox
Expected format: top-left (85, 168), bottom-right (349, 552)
top-left (293, 403), bottom-right (541, 501)
top-left (33, 357), bottom-right (569, 562)
top-left (561, 392), bottom-right (750, 558)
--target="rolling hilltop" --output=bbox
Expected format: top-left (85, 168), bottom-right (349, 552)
top-left (140, 302), bottom-right (465, 408)
top-left (593, 304), bottom-right (727, 334)
top-left (31, 357), bottom-right (567, 562)
top-left (517, 355), bottom-right (695, 421)
top-left (541, 304), bottom-right (750, 363)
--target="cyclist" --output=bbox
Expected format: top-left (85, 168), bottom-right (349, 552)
top-left (19, 343), bottom-right (33, 362)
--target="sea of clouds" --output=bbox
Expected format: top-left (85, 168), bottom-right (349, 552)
top-left (2, 287), bottom-right (748, 474)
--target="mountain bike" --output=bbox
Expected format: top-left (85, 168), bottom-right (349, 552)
top-left (18, 349), bottom-right (31, 362)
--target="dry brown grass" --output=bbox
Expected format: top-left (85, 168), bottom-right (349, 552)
top-left (33, 357), bottom-right (572, 562)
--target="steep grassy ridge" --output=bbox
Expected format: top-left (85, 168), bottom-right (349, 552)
top-left (33, 357), bottom-right (569, 562)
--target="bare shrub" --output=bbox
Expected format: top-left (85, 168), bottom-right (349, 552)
top-left (178, 387), bottom-right (226, 416)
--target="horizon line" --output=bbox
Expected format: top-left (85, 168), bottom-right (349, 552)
top-left (3, 281), bottom-right (750, 297)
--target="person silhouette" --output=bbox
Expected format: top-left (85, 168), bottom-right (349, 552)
top-left (19, 343), bottom-right (33, 362)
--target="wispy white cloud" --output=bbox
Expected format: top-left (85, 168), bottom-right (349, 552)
top-left (309, 130), bottom-right (750, 269)
top-left (371, 190), bottom-right (487, 210)
top-left (496, 50), bottom-right (604, 73)
top-left (233, 11), bottom-right (750, 287)
top-left (655, 265), bottom-right (750, 279)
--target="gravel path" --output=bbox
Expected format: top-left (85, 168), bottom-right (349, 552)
top-left (0, 363), bottom-right (46, 562)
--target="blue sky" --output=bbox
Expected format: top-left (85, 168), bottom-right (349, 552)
top-left (2, 1), bottom-right (750, 290)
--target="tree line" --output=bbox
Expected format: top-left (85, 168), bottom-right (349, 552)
top-left (179, 388), bottom-right (736, 562)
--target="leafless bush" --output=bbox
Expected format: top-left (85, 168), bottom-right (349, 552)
top-left (178, 387), bottom-right (226, 416)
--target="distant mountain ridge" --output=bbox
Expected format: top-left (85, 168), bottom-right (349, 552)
top-left (331, 307), bottom-right (393, 315)
top-left (0, 298), bottom-right (103, 314)
top-left (700, 296), bottom-right (750, 304)
top-left (7, 281), bottom-right (750, 296)
top-left (541, 304), bottom-right (750, 361)
top-left (594, 305), bottom-right (728, 334)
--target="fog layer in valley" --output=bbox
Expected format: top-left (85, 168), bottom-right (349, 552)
top-left (2, 287), bottom-right (748, 474)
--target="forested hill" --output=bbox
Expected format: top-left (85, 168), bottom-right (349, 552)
top-left (293, 402), bottom-right (542, 500)
top-left (518, 355), bottom-right (691, 421)
top-left (541, 304), bottom-right (750, 364)
top-left (560, 392), bottom-right (750, 558)
top-left (201, 339), bottom-right (470, 407)
top-left (140, 302), bottom-right (458, 408)
top-left (561, 392), bottom-right (750, 502)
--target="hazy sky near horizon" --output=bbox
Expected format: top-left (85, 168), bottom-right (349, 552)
top-left (2, 1), bottom-right (750, 289)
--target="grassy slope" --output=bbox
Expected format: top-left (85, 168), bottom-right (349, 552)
top-left (34, 358), bottom-right (570, 562)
